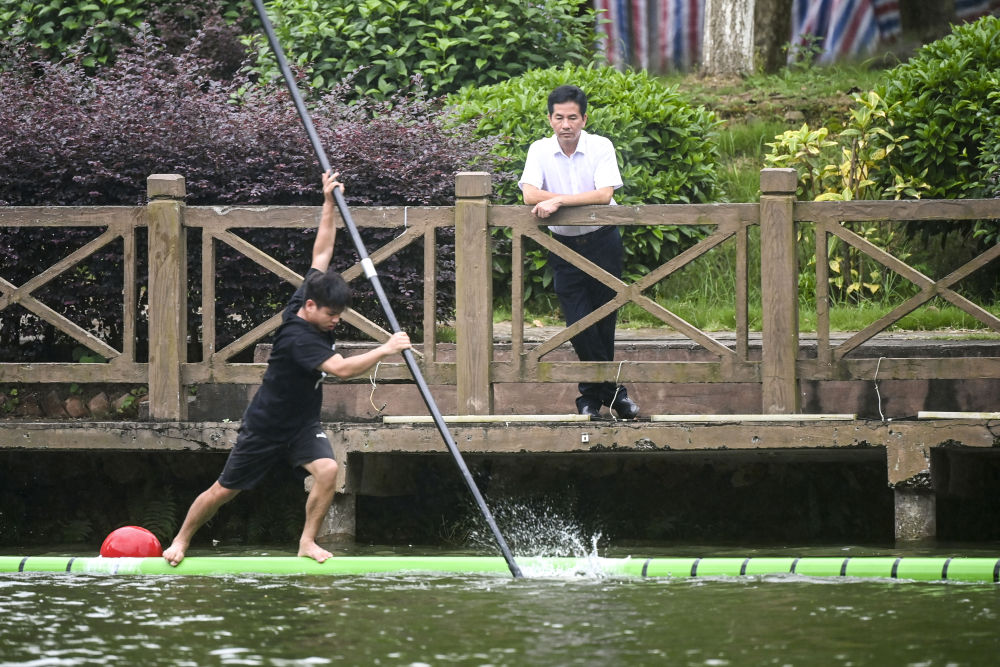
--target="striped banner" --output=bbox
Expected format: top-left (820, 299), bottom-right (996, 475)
top-left (595, 1), bottom-right (998, 72)
top-left (790, 0), bottom-right (884, 63)
top-left (872, 0), bottom-right (901, 39)
top-left (955, 0), bottom-right (1000, 20)
top-left (657, 0), bottom-right (703, 70)
top-left (594, 0), bottom-right (703, 71)
top-left (790, 0), bottom-right (998, 65)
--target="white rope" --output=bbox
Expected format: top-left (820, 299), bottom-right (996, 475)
top-left (874, 356), bottom-right (888, 423)
top-left (609, 361), bottom-right (625, 421)
top-left (369, 360), bottom-right (387, 416)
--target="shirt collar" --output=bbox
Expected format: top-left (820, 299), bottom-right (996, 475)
top-left (549, 129), bottom-right (591, 157)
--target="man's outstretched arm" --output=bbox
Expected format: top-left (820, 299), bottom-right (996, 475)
top-left (311, 171), bottom-right (344, 273)
top-left (319, 331), bottom-right (412, 379)
top-left (522, 183), bottom-right (615, 219)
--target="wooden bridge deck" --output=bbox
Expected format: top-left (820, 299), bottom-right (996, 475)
top-left (4, 417), bottom-right (996, 480)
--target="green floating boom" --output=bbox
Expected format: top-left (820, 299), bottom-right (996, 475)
top-left (1, 555), bottom-right (998, 582)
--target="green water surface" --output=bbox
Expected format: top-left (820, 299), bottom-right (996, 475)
top-left (1, 546), bottom-right (998, 666)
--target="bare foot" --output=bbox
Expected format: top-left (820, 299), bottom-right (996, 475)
top-left (298, 540), bottom-right (333, 563)
top-left (162, 540), bottom-right (188, 567)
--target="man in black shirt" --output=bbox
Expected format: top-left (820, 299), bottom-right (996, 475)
top-left (163, 172), bottom-right (411, 566)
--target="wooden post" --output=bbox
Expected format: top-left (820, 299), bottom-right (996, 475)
top-left (147, 174), bottom-right (188, 420)
top-left (759, 168), bottom-right (800, 414)
top-left (454, 172), bottom-right (493, 415)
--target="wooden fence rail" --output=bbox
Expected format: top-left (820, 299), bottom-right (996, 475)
top-left (1, 169), bottom-right (998, 420)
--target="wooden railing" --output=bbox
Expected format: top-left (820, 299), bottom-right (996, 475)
top-left (2, 169), bottom-right (998, 420)
top-left (482, 178), bottom-right (762, 411)
top-left (0, 205), bottom-right (145, 384)
top-left (797, 196), bottom-right (1000, 382)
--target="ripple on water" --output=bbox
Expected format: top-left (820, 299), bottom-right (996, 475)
top-left (2, 543), bottom-right (1000, 666)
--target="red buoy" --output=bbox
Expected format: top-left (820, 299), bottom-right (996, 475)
top-left (100, 526), bottom-right (163, 558)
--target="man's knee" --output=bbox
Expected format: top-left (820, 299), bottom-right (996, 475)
top-left (305, 458), bottom-right (338, 486)
top-left (207, 480), bottom-right (241, 503)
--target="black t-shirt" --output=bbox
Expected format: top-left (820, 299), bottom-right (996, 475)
top-left (242, 268), bottom-right (337, 439)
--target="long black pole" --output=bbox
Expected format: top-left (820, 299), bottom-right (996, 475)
top-left (250, 0), bottom-right (522, 578)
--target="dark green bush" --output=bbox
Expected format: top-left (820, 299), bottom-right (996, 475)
top-left (981, 87), bottom-right (1000, 201)
top-left (864, 17), bottom-right (1000, 299)
top-left (447, 64), bottom-right (722, 306)
top-left (871, 16), bottom-right (1000, 199)
top-left (0, 0), bottom-right (145, 67)
top-left (975, 96), bottom-right (1000, 250)
top-left (0, 0), bottom-right (247, 70)
top-left (246, 0), bottom-right (597, 98)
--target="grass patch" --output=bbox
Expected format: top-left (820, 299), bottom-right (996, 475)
top-left (495, 299), bottom-right (999, 336)
top-left (718, 155), bottom-right (764, 203)
top-left (618, 301), bottom-right (753, 332)
top-left (718, 119), bottom-right (789, 158)
top-left (824, 301), bottom-right (1000, 333)
top-left (435, 325), bottom-right (456, 343)
top-left (492, 305), bottom-right (563, 327)
top-left (558, 299), bottom-right (998, 335)
top-left (663, 63), bottom-right (886, 123)
top-left (665, 63), bottom-right (887, 203)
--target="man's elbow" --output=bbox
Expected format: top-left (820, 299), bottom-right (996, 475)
top-left (521, 185), bottom-right (542, 206)
top-left (319, 356), bottom-right (346, 378)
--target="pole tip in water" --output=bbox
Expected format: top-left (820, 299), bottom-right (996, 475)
top-left (99, 526), bottom-right (163, 558)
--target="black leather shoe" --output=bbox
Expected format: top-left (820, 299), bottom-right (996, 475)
top-left (611, 395), bottom-right (640, 419)
top-left (576, 399), bottom-right (603, 419)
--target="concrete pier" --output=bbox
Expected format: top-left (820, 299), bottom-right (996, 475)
top-left (3, 415), bottom-right (996, 543)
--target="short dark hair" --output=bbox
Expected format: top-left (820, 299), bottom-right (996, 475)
top-left (304, 269), bottom-right (352, 311)
top-left (547, 85), bottom-right (588, 116)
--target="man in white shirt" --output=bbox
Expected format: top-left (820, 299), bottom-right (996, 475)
top-left (518, 85), bottom-right (639, 419)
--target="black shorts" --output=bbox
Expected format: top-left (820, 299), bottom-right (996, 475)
top-left (218, 422), bottom-right (335, 491)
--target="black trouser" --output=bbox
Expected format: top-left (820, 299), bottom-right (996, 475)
top-left (548, 226), bottom-right (628, 406)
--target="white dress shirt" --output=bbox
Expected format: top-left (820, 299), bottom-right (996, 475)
top-left (518, 130), bottom-right (623, 236)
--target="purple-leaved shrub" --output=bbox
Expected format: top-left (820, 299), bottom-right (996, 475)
top-left (0, 29), bottom-right (504, 361)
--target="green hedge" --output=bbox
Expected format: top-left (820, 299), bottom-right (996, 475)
top-left (872, 16), bottom-right (1000, 199)
top-left (447, 64), bottom-right (721, 306)
top-left (975, 94), bottom-right (1000, 249)
top-left (864, 16), bottom-right (1000, 297)
top-left (246, 0), bottom-right (597, 98)
top-left (982, 85), bottom-right (1000, 199)
top-left (0, 0), bottom-right (143, 67)
top-left (0, 0), bottom-right (246, 68)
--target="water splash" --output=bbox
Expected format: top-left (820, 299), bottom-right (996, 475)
top-left (463, 499), bottom-right (610, 578)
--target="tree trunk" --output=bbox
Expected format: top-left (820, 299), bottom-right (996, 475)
top-left (754, 0), bottom-right (793, 73)
top-left (899, 0), bottom-right (956, 43)
top-left (701, 0), bottom-right (756, 76)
